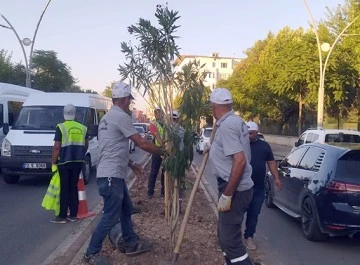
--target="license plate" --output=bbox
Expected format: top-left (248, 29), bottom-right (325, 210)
top-left (23, 163), bottom-right (47, 169)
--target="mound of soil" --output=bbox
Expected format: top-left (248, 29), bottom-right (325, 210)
top-left (78, 161), bottom-right (262, 265)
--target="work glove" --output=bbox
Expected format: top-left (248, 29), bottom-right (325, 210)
top-left (51, 164), bottom-right (58, 173)
top-left (217, 194), bottom-right (232, 212)
top-left (203, 142), bottom-right (211, 154)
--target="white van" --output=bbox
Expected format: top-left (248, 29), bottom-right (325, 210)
top-left (0, 83), bottom-right (44, 152)
top-left (0, 93), bottom-right (111, 184)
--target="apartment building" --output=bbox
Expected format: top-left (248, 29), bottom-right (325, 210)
top-left (142, 53), bottom-right (241, 122)
top-left (174, 52), bottom-right (241, 89)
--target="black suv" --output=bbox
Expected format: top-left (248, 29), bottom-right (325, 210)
top-left (265, 143), bottom-right (360, 241)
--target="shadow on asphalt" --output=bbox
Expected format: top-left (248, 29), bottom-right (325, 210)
top-left (13, 170), bottom-right (98, 187)
top-left (267, 206), bottom-right (360, 246)
top-left (16, 175), bottom-right (52, 187)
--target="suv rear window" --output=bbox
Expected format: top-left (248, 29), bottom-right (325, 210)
top-left (325, 133), bottom-right (360, 143)
top-left (336, 151), bottom-right (360, 184)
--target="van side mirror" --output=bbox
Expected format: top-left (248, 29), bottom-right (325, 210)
top-left (3, 123), bottom-right (9, 135)
top-left (88, 125), bottom-right (98, 137)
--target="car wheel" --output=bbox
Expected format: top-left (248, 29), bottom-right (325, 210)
top-left (264, 179), bottom-right (275, 208)
top-left (301, 197), bottom-right (328, 241)
top-left (82, 156), bottom-right (91, 185)
top-left (3, 174), bottom-right (20, 184)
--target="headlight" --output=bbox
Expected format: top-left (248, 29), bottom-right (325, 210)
top-left (1, 139), bottom-right (11, 157)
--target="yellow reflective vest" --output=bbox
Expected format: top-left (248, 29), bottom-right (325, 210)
top-left (153, 121), bottom-right (164, 147)
top-left (57, 120), bottom-right (87, 165)
top-left (41, 170), bottom-right (61, 215)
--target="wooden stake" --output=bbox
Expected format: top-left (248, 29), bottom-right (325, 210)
top-left (171, 122), bottom-right (217, 264)
top-left (164, 171), bottom-right (170, 222)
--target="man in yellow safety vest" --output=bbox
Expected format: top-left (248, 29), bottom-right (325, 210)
top-left (147, 107), bottom-right (165, 198)
top-left (50, 104), bottom-right (89, 224)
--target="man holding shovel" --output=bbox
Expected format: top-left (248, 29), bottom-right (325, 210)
top-left (206, 88), bottom-right (254, 265)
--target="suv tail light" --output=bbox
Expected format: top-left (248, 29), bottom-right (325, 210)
top-left (326, 181), bottom-right (360, 192)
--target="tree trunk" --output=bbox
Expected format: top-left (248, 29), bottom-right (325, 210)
top-left (298, 93), bottom-right (302, 136)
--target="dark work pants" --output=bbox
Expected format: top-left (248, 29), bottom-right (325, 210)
top-left (87, 178), bottom-right (138, 255)
top-left (218, 178), bottom-right (254, 265)
top-left (147, 154), bottom-right (164, 196)
top-left (244, 187), bottom-right (265, 239)
top-left (58, 163), bottom-right (82, 218)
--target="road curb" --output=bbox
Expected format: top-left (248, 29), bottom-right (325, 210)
top-left (190, 163), bottom-right (218, 218)
top-left (41, 153), bottom-right (151, 265)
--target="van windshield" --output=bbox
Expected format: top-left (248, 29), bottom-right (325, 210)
top-left (336, 151), bottom-right (360, 184)
top-left (12, 106), bottom-right (87, 130)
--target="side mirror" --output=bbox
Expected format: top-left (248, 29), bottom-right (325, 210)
top-left (88, 125), bottom-right (98, 137)
top-left (3, 123), bottom-right (9, 135)
top-left (294, 142), bottom-right (299, 147)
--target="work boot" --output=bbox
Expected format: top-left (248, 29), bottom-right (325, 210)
top-left (50, 216), bottom-right (68, 224)
top-left (67, 216), bottom-right (78, 222)
top-left (83, 253), bottom-right (111, 265)
top-left (244, 237), bottom-right (257, 250)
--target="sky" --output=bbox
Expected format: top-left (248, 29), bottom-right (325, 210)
top-left (0, 0), bottom-right (344, 111)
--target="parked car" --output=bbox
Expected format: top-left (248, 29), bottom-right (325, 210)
top-left (196, 127), bottom-right (212, 154)
top-left (258, 133), bottom-right (265, 141)
top-left (133, 122), bottom-right (152, 140)
top-left (135, 126), bottom-right (146, 139)
top-left (265, 143), bottom-right (360, 241)
top-left (294, 128), bottom-right (360, 148)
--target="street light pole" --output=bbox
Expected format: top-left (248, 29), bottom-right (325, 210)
top-left (303, 0), bottom-right (359, 128)
top-left (0, 0), bottom-right (52, 88)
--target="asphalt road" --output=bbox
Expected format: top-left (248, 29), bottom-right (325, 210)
top-left (2, 143), bottom-right (359, 265)
top-left (193, 143), bottom-right (360, 265)
top-left (0, 148), bottom-right (147, 265)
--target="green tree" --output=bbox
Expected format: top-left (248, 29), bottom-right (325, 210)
top-left (259, 27), bottom-right (320, 135)
top-left (0, 49), bottom-right (16, 84)
top-left (175, 60), bottom-right (210, 128)
top-left (118, 5), bottom-right (208, 260)
top-left (102, 81), bottom-right (116, 97)
top-left (322, 0), bottom-right (360, 128)
top-left (83, 89), bottom-right (98, 94)
top-left (11, 63), bottom-right (27, 86)
top-left (31, 50), bottom-right (80, 92)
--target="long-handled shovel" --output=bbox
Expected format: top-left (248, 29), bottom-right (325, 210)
top-left (170, 122), bottom-right (217, 265)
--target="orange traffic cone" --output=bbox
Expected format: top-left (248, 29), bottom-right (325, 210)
top-left (77, 172), bottom-right (96, 219)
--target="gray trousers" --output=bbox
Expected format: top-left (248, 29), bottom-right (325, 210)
top-left (218, 179), bottom-right (254, 265)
